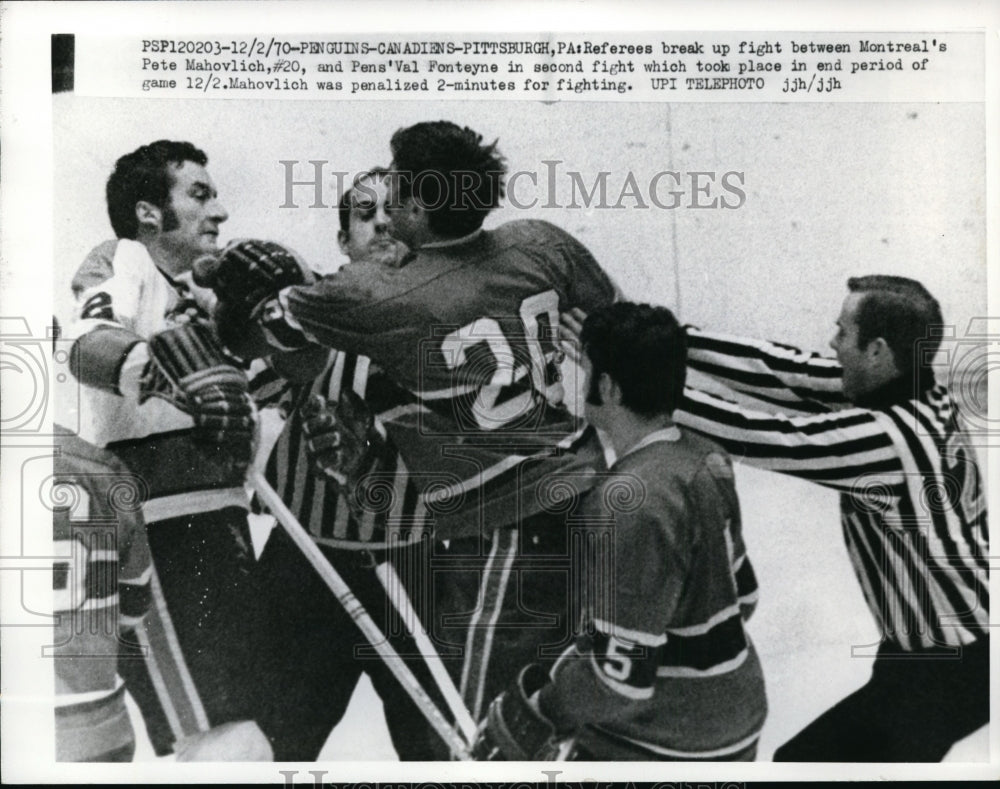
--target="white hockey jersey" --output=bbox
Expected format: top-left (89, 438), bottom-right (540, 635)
top-left (69, 238), bottom-right (250, 503)
top-left (69, 239), bottom-right (207, 447)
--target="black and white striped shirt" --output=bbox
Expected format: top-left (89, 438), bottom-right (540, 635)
top-left (253, 351), bottom-right (429, 550)
top-left (676, 328), bottom-right (988, 652)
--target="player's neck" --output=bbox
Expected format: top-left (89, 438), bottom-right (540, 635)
top-left (142, 238), bottom-right (193, 279)
top-left (411, 228), bottom-right (450, 249)
top-left (605, 412), bottom-right (676, 461)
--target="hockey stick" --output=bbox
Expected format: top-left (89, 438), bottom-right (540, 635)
top-left (249, 471), bottom-right (473, 760)
top-left (374, 560), bottom-right (479, 744)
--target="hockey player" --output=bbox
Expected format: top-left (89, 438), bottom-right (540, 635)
top-left (196, 121), bottom-right (618, 739)
top-left (51, 426), bottom-right (151, 762)
top-left (473, 303), bottom-right (766, 761)
top-left (67, 140), bottom-right (271, 759)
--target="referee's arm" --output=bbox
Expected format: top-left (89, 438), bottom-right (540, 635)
top-left (676, 386), bottom-right (905, 493)
top-left (685, 328), bottom-right (848, 413)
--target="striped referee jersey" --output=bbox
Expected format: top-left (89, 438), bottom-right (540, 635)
top-left (675, 328), bottom-right (988, 652)
top-left (254, 351), bottom-right (430, 550)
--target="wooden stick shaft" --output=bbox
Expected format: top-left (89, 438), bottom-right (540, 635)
top-left (249, 471), bottom-right (472, 760)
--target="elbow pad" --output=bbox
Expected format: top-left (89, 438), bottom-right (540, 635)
top-left (69, 325), bottom-right (143, 395)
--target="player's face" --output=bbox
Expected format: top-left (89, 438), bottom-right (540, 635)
top-left (339, 176), bottom-right (408, 266)
top-left (384, 165), bottom-right (422, 247)
top-left (158, 161), bottom-right (229, 269)
top-left (830, 292), bottom-right (873, 401)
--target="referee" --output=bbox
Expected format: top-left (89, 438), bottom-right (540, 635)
top-left (564, 275), bottom-right (988, 761)
top-left (249, 170), bottom-right (450, 761)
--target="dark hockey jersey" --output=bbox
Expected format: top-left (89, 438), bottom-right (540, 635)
top-left (538, 427), bottom-right (767, 759)
top-left (278, 220), bottom-right (617, 538)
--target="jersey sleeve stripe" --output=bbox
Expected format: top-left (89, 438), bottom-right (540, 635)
top-left (689, 358), bottom-right (842, 396)
top-left (119, 564), bottom-right (153, 586)
top-left (591, 617), bottom-right (667, 647)
top-left (270, 288), bottom-right (316, 346)
top-left (708, 385), bottom-right (838, 415)
top-left (54, 679), bottom-right (127, 712)
top-left (687, 329), bottom-right (843, 377)
top-left (656, 648), bottom-right (749, 678)
top-left (665, 602), bottom-right (742, 636)
top-left (661, 611), bottom-right (748, 673)
top-left (678, 389), bottom-right (908, 490)
top-left (683, 388), bottom-right (884, 437)
top-left (686, 328), bottom-right (846, 411)
top-left (592, 723), bottom-right (762, 760)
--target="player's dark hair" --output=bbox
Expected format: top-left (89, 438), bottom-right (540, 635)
top-left (389, 121), bottom-right (506, 238)
top-left (581, 302), bottom-right (688, 417)
top-left (847, 275), bottom-right (943, 381)
top-left (338, 167), bottom-right (390, 236)
top-left (106, 140), bottom-right (208, 240)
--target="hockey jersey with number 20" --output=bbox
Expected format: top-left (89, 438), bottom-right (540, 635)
top-left (275, 219), bottom-right (618, 538)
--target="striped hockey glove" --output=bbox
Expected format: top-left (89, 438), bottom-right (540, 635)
top-left (143, 322), bottom-right (256, 469)
top-left (300, 390), bottom-right (386, 511)
top-left (194, 240), bottom-right (315, 359)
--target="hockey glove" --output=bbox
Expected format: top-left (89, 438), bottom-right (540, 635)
top-left (300, 389), bottom-right (385, 510)
top-left (194, 239), bottom-right (313, 317)
top-left (472, 663), bottom-right (567, 761)
top-left (197, 240), bottom-right (316, 359)
top-left (143, 322), bottom-right (256, 469)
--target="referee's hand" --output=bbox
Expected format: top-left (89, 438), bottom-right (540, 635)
top-left (558, 307), bottom-right (588, 365)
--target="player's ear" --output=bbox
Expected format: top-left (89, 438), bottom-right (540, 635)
top-left (409, 196), bottom-right (428, 223)
top-left (135, 200), bottom-right (162, 234)
top-left (599, 372), bottom-right (620, 405)
top-left (867, 336), bottom-right (900, 374)
top-left (337, 229), bottom-right (350, 257)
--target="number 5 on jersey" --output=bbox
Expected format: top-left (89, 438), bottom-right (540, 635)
top-left (592, 628), bottom-right (661, 700)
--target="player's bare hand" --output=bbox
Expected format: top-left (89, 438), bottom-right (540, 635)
top-left (558, 308), bottom-right (588, 364)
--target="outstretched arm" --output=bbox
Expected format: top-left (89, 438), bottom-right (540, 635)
top-left (685, 327), bottom-right (846, 412)
top-left (560, 307), bottom-right (846, 413)
top-left (676, 385), bottom-right (904, 493)
top-left (196, 239), bottom-right (382, 360)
